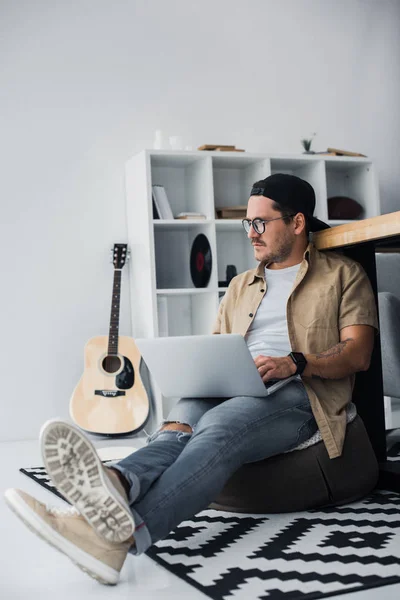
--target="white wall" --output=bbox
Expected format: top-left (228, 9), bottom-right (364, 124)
top-left (1, 0), bottom-right (399, 441)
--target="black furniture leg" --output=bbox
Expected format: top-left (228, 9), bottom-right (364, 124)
top-left (341, 242), bottom-right (400, 492)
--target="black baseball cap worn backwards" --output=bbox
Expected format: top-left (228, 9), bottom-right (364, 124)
top-left (250, 173), bottom-right (330, 232)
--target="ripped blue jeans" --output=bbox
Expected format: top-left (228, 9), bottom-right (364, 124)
top-left (113, 379), bottom-right (317, 555)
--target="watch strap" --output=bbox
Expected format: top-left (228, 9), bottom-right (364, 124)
top-left (288, 352), bottom-right (307, 375)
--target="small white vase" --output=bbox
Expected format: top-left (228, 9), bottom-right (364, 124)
top-left (153, 130), bottom-right (165, 149)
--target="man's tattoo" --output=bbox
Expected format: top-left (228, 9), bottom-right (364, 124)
top-left (315, 338), bottom-right (354, 360)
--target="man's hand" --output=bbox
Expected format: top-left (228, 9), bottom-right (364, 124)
top-left (254, 355), bottom-right (297, 382)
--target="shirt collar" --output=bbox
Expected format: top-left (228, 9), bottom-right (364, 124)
top-left (248, 242), bottom-right (313, 285)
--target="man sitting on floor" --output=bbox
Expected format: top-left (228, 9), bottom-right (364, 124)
top-left (5, 173), bottom-right (378, 585)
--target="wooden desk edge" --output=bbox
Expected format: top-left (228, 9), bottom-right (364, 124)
top-left (313, 211), bottom-right (400, 250)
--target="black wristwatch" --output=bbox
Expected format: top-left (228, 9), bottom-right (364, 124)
top-left (288, 352), bottom-right (307, 375)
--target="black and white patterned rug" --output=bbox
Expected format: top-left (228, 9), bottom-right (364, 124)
top-left (19, 464), bottom-right (400, 600)
top-left (147, 494), bottom-right (400, 600)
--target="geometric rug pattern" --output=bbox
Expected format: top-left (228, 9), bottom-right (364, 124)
top-left (19, 464), bottom-right (400, 600)
top-left (20, 466), bottom-right (69, 502)
top-left (146, 491), bottom-right (400, 600)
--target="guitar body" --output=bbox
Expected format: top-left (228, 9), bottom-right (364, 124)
top-left (70, 335), bottom-right (150, 436)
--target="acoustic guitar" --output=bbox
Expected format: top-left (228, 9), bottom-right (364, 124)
top-left (70, 243), bottom-right (150, 436)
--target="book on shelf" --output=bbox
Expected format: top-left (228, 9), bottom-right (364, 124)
top-left (326, 147), bottom-right (367, 157)
top-left (216, 206), bottom-right (247, 219)
top-left (198, 144), bottom-right (236, 150)
top-left (152, 198), bottom-right (160, 219)
top-left (313, 148), bottom-right (367, 157)
top-left (176, 212), bottom-right (206, 220)
top-left (198, 144), bottom-right (245, 152)
top-left (152, 185), bottom-right (174, 220)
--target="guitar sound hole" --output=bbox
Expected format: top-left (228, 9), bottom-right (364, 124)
top-left (103, 355), bottom-right (121, 374)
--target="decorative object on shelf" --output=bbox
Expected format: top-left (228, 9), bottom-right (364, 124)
top-left (169, 135), bottom-right (184, 150)
top-left (226, 264), bottom-right (237, 283)
top-left (152, 185), bottom-right (174, 219)
top-left (216, 206), bottom-right (247, 219)
top-left (313, 147), bottom-right (367, 157)
top-left (328, 196), bottom-right (364, 220)
top-left (301, 132), bottom-right (317, 153)
top-left (190, 233), bottom-right (212, 288)
top-left (198, 144), bottom-right (245, 152)
top-left (153, 129), bottom-right (165, 150)
top-left (69, 243), bottom-right (150, 436)
top-left (326, 147), bottom-right (367, 157)
top-left (218, 264), bottom-right (237, 287)
top-left (176, 212), bottom-right (206, 220)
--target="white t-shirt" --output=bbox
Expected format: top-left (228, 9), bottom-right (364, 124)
top-left (245, 263), bottom-right (301, 359)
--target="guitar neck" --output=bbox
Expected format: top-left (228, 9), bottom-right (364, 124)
top-left (108, 269), bottom-right (122, 355)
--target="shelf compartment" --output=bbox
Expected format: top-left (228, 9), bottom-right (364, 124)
top-left (150, 154), bottom-right (213, 218)
top-left (212, 156), bottom-right (270, 210)
top-left (214, 218), bottom-right (244, 229)
top-left (215, 226), bottom-right (257, 284)
top-left (154, 223), bottom-right (217, 290)
top-left (325, 160), bottom-right (378, 221)
top-left (156, 292), bottom-right (218, 337)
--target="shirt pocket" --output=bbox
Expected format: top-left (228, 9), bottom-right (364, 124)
top-left (294, 285), bottom-right (338, 330)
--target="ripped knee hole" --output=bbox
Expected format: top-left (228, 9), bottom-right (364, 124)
top-left (160, 422), bottom-right (193, 434)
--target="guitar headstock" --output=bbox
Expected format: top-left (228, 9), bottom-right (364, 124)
top-left (111, 244), bottom-right (130, 269)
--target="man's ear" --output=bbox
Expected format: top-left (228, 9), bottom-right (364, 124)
top-left (293, 213), bottom-right (306, 235)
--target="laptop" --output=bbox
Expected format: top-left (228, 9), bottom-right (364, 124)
top-left (135, 334), bottom-right (298, 398)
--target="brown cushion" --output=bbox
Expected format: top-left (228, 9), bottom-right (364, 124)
top-left (210, 415), bottom-right (378, 513)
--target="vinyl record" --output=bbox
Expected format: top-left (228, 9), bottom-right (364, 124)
top-left (190, 233), bottom-right (212, 288)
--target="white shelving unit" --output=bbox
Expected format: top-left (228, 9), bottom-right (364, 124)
top-left (125, 149), bottom-right (381, 420)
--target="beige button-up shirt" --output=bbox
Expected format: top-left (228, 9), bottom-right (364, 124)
top-left (212, 243), bottom-right (378, 459)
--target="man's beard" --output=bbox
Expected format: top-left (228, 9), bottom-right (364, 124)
top-left (255, 230), bottom-right (295, 265)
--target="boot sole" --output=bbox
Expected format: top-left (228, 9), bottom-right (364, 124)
top-left (40, 419), bottom-right (135, 543)
top-left (4, 488), bottom-right (120, 585)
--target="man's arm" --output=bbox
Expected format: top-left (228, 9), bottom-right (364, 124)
top-left (302, 324), bottom-right (375, 379)
top-left (255, 325), bottom-right (375, 382)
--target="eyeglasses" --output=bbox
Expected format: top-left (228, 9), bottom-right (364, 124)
top-left (242, 215), bottom-right (296, 235)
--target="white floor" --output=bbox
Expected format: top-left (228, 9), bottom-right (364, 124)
top-left (1, 434), bottom-right (400, 600)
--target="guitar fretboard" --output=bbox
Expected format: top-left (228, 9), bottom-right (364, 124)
top-left (108, 269), bottom-right (122, 355)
